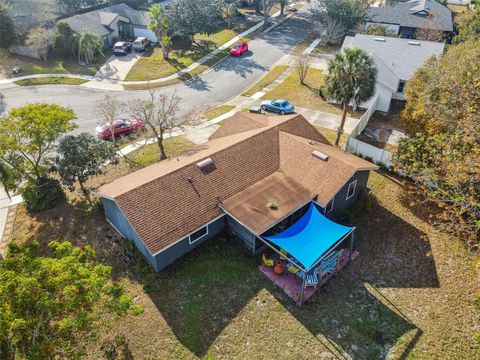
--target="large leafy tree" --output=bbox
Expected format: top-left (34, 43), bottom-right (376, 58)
top-left (0, 3), bottom-right (15, 48)
top-left (453, 9), bottom-right (480, 44)
top-left (168, 0), bottom-right (223, 42)
top-left (324, 48), bottom-right (377, 146)
top-left (56, 133), bottom-right (117, 198)
top-left (312, 0), bottom-right (369, 31)
top-left (0, 240), bottom-right (132, 358)
top-left (395, 40), bottom-right (480, 247)
top-left (0, 103), bottom-right (77, 184)
top-left (53, 22), bottom-right (77, 58)
top-left (78, 30), bottom-right (103, 65)
top-left (148, 3), bottom-right (171, 60)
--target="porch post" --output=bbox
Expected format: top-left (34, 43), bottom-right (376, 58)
top-left (349, 230), bottom-right (355, 261)
top-left (299, 276), bottom-right (306, 307)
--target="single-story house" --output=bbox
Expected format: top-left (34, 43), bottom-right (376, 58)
top-left (60, 3), bottom-right (158, 48)
top-left (365, 0), bottom-right (453, 39)
top-left (95, 112), bottom-right (378, 272)
top-left (341, 34), bottom-right (445, 112)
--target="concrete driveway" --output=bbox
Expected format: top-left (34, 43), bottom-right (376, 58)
top-left (95, 51), bottom-right (142, 80)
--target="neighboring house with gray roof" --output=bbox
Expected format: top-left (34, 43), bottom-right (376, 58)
top-left (60, 3), bottom-right (158, 48)
top-left (365, 0), bottom-right (453, 39)
top-left (341, 34), bottom-right (445, 112)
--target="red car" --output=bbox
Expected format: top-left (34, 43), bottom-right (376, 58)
top-left (95, 117), bottom-right (145, 140)
top-left (230, 41), bottom-right (248, 56)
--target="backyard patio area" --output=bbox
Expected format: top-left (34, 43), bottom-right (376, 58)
top-left (257, 202), bottom-right (360, 306)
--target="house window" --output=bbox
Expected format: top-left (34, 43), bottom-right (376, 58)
top-left (189, 226), bottom-right (208, 244)
top-left (325, 197), bottom-right (335, 214)
top-left (397, 81), bottom-right (406, 93)
top-left (346, 180), bottom-right (357, 200)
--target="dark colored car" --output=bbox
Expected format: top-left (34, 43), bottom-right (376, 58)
top-left (95, 118), bottom-right (145, 140)
top-left (230, 41), bottom-right (248, 56)
top-left (113, 41), bottom-right (132, 56)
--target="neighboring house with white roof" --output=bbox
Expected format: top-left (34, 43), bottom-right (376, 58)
top-left (341, 34), bottom-right (445, 112)
top-left (365, 0), bottom-right (453, 39)
top-left (60, 3), bottom-right (158, 48)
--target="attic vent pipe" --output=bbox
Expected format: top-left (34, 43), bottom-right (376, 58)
top-left (312, 150), bottom-right (329, 161)
top-left (408, 41), bottom-right (421, 46)
top-left (374, 37), bottom-right (386, 42)
top-left (196, 158), bottom-right (214, 169)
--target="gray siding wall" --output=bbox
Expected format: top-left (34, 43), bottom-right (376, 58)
top-left (226, 215), bottom-right (256, 252)
top-left (154, 216), bottom-right (225, 272)
top-left (101, 198), bottom-right (157, 269)
top-left (330, 170), bottom-right (370, 211)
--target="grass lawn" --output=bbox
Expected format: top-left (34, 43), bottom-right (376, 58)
top-left (313, 42), bottom-right (340, 55)
top-left (0, 48), bottom-right (110, 78)
top-left (9, 148), bottom-right (480, 359)
top-left (14, 77), bottom-right (88, 86)
top-left (241, 65), bottom-right (289, 96)
top-left (202, 105), bottom-right (236, 120)
top-left (126, 20), bottom-right (257, 81)
top-left (262, 68), bottom-right (363, 118)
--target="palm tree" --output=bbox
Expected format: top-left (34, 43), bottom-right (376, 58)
top-left (148, 4), bottom-right (171, 60)
top-left (324, 48), bottom-right (377, 146)
top-left (78, 30), bottom-right (103, 65)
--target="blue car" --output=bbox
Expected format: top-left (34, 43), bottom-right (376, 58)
top-left (260, 99), bottom-right (295, 115)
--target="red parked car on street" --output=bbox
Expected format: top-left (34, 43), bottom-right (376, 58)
top-left (95, 117), bottom-right (145, 140)
top-left (229, 41), bottom-right (248, 56)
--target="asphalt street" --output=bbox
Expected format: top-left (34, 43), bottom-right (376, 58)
top-left (1, 12), bottom-right (314, 135)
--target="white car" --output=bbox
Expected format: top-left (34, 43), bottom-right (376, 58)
top-left (133, 37), bottom-right (151, 52)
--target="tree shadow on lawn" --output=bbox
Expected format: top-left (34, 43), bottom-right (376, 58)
top-left (134, 192), bottom-right (438, 358)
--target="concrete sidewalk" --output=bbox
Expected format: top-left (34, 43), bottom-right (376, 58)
top-left (0, 186), bottom-right (22, 254)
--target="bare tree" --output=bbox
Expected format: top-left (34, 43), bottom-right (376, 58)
top-left (415, 13), bottom-right (444, 42)
top-left (130, 90), bottom-right (199, 161)
top-left (95, 95), bottom-right (125, 146)
top-left (294, 53), bottom-right (311, 85)
top-left (322, 17), bottom-right (347, 45)
top-left (262, 0), bottom-right (276, 28)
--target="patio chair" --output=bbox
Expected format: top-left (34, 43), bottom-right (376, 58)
top-left (262, 253), bottom-right (274, 267)
top-left (305, 272), bottom-right (319, 287)
top-left (279, 248), bottom-right (288, 260)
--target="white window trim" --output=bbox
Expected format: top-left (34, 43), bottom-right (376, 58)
top-left (325, 197), bottom-right (335, 214)
top-left (189, 225), bottom-right (209, 245)
top-left (346, 179), bottom-right (357, 200)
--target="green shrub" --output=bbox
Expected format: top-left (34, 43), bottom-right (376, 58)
top-left (21, 178), bottom-right (64, 213)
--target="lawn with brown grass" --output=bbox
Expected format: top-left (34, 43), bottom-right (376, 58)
top-left (202, 105), bottom-right (236, 120)
top-left (262, 68), bottom-right (363, 118)
top-left (7, 130), bottom-right (480, 359)
top-left (0, 48), bottom-right (109, 78)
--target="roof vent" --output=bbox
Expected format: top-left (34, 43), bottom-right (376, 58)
top-left (374, 37), bottom-right (386, 42)
top-left (408, 41), bottom-right (421, 46)
top-left (196, 157), bottom-right (217, 174)
top-left (312, 150), bottom-right (329, 161)
top-left (197, 158), bottom-right (214, 169)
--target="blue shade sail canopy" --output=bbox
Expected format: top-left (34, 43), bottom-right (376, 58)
top-left (263, 203), bottom-right (353, 271)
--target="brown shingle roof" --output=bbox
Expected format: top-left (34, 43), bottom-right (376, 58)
top-left (221, 171), bottom-right (313, 234)
top-left (97, 112), bottom-right (377, 254)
